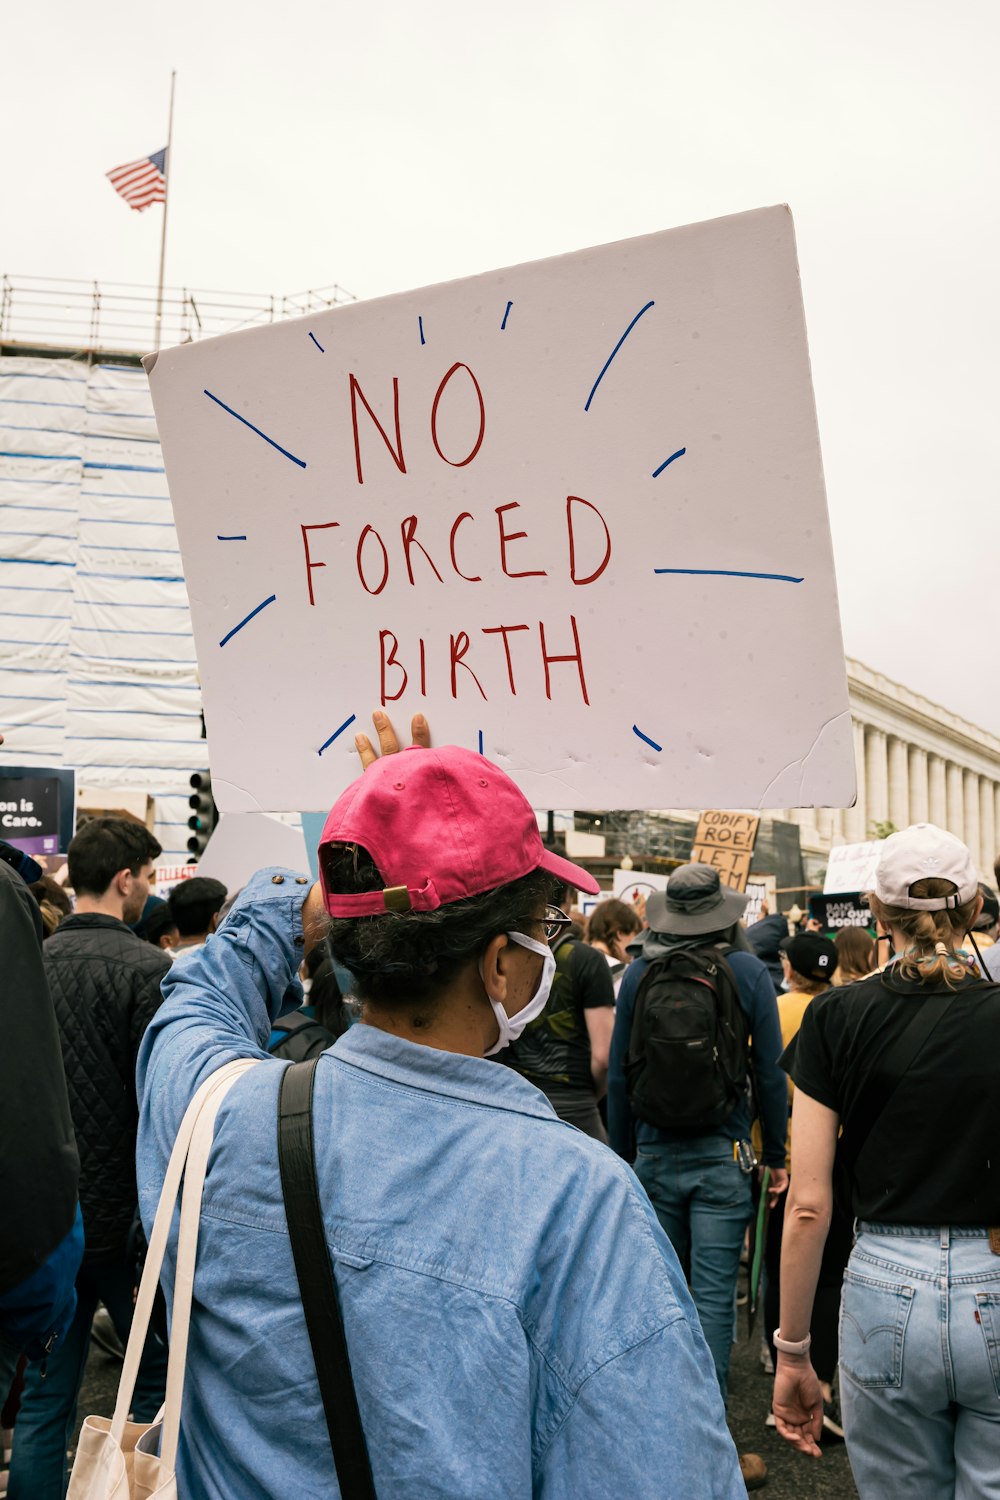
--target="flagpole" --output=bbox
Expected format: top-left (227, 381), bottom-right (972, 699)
top-left (154, 70), bottom-right (176, 353)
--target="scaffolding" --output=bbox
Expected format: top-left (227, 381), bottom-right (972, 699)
top-left (0, 274), bottom-right (356, 358)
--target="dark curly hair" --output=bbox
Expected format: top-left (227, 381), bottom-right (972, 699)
top-left (323, 842), bottom-right (558, 1007)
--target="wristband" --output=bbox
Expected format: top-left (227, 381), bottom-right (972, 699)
top-left (773, 1330), bottom-right (812, 1355)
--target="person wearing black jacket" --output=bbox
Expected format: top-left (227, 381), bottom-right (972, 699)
top-left (746, 908), bottom-right (788, 996)
top-left (0, 847), bottom-right (83, 1407)
top-left (7, 819), bottom-right (170, 1500)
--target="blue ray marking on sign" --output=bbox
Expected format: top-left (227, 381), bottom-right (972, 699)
top-left (653, 568), bottom-right (805, 583)
top-left (308, 331), bottom-right (325, 353)
top-left (318, 713), bottom-right (358, 757)
top-left (584, 300), bottom-right (655, 412)
top-left (218, 593), bottom-right (277, 648)
top-left (203, 390), bottom-right (307, 469)
top-left (216, 534), bottom-right (247, 541)
top-left (419, 316), bottom-right (425, 346)
top-left (501, 301), bottom-right (513, 331)
top-left (652, 447), bottom-right (686, 477)
top-left (478, 729), bottom-right (484, 755)
top-left (632, 725), bottom-right (663, 752)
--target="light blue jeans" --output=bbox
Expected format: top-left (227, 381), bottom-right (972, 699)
top-left (633, 1135), bottom-right (752, 1400)
top-left (840, 1224), bottom-right (1000, 1500)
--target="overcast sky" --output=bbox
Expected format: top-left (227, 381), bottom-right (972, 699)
top-left (3, 0), bottom-right (997, 733)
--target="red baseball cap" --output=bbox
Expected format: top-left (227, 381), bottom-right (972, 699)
top-left (319, 744), bottom-right (600, 917)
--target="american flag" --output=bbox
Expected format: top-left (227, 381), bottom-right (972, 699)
top-left (106, 149), bottom-right (167, 211)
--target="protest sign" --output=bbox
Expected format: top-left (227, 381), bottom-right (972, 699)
top-left (613, 869), bottom-right (670, 911)
top-left (197, 812), bottom-right (310, 895)
top-left (824, 841), bottom-right (882, 895)
top-left (0, 766), bottom-right (75, 855)
top-left (809, 892), bottom-right (874, 932)
top-left (690, 810), bottom-right (760, 892)
top-left (744, 875), bottom-right (777, 926)
top-left (154, 863), bottom-right (199, 899)
top-left (146, 205), bottom-right (854, 814)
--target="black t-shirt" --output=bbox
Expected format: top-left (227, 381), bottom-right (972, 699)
top-left (784, 969), bottom-right (1000, 1225)
top-left (503, 938), bottom-right (614, 1092)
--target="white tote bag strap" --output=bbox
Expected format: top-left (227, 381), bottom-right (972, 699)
top-left (110, 1057), bottom-right (258, 1446)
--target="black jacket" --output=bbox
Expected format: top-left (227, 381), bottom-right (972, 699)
top-left (44, 914), bottom-right (170, 1263)
top-left (0, 861), bottom-right (79, 1295)
top-left (746, 912), bottom-right (788, 997)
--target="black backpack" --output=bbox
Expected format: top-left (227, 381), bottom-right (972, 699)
top-left (269, 1010), bottom-right (340, 1063)
top-left (624, 944), bottom-right (750, 1132)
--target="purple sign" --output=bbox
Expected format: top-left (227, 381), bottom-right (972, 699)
top-left (10, 832), bottom-right (61, 855)
top-left (0, 769), bottom-right (75, 856)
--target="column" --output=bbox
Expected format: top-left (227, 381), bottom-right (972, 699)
top-left (794, 805), bottom-right (821, 847)
top-left (946, 762), bottom-right (965, 839)
top-left (929, 755), bottom-right (947, 826)
top-left (847, 719), bottom-right (867, 842)
top-left (980, 779), bottom-right (996, 884)
top-left (887, 736), bottom-right (910, 830)
top-left (827, 806), bottom-right (846, 842)
top-left (865, 727), bottom-right (889, 831)
top-left (964, 770), bottom-right (982, 869)
top-left (908, 747), bottom-right (929, 824)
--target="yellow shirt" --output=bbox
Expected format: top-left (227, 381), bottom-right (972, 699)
top-left (751, 987), bottom-right (825, 1172)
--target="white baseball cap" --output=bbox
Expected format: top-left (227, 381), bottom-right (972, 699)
top-left (873, 823), bottom-right (979, 911)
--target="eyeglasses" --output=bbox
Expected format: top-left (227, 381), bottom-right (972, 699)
top-left (540, 904), bottom-right (573, 941)
top-left (514, 904), bottom-right (573, 942)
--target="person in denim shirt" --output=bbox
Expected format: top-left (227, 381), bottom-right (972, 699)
top-left (136, 716), bottom-right (744, 1499)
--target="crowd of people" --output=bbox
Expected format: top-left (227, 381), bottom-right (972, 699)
top-left (1, 713), bottom-right (999, 1498)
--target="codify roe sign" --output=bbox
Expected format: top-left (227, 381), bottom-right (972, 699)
top-left (146, 206), bottom-right (855, 814)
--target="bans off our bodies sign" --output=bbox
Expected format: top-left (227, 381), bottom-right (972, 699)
top-left (147, 207), bottom-right (855, 814)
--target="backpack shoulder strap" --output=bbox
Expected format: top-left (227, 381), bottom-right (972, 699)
top-left (278, 1060), bottom-right (377, 1499)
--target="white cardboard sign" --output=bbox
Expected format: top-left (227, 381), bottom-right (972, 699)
top-left (147, 206), bottom-right (854, 814)
top-left (824, 840), bottom-right (883, 895)
top-left (196, 812), bottom-right (310, 895)
top-left (612, 869), bottom-right (670, 908)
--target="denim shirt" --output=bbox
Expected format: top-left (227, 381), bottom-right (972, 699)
top-left (136, 869), bottom-right (743, 1499)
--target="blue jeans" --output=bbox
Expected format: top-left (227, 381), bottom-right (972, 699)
top-left (7, 1259), bottom-right (168, 1500)
top-left (633, 1135), bottom-right (752, 1400)
top-left (840, 1225), bottom-right (1000, 1500)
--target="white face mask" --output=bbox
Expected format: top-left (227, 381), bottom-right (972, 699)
top-left (483, 931), bottom-right (556, 1056)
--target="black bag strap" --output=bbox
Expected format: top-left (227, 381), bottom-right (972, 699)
top-left (839, 985), bottom-right (955, 1176)
top-left (278, 1058), bottom-right (377, 1500)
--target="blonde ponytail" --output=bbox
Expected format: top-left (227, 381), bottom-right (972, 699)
top-left (870, 877), bottom-right (980, 987)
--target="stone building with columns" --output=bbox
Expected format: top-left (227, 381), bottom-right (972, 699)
top-left (786, 657), bottom-right (1000, 887)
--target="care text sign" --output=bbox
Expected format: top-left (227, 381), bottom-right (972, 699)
top-left (147, 207), bottom-right (855, 813)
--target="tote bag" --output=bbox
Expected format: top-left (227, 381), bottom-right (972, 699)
top-left (68, 1057), bottom-right (258, 1500)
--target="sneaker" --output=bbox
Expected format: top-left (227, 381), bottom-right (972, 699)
top-left (759, 1340), bottom-right (774, 1376)
top-left (764, 1409), bottom-right (776, 1428)
top-left (739, 1452), bottom-right (768, 1490)
top-left (90, 1306), bottom-right (124, 1361)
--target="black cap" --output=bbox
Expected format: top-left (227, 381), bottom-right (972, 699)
top-left (784, 932), bottom-right (838, 982)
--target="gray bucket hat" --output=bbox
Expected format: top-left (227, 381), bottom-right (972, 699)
top-left (646, 862), bottom-right (748, 935)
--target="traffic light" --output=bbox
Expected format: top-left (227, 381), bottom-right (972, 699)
top-left (187, 772), bottom-right (218, 860)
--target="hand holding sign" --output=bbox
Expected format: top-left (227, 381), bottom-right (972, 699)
top-left (355, 711), bottom-right (431, 771)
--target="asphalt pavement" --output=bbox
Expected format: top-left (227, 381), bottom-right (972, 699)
top-left (69, 1329), bottom-right (860, 1498)
top-left (727, 1320), bottom-right (859, 1498)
